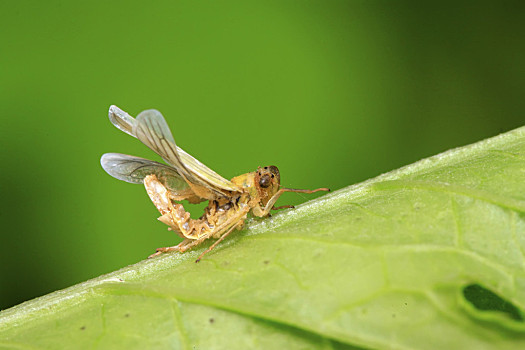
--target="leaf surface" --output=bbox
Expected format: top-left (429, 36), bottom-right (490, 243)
top-left (2, 127), bottom-right (525, 349)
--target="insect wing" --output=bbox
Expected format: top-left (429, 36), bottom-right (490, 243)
top-left (108, 105), bottom-right (135, 137)
top-left (100, 153), bottom-right (190, 194)
top-left (132, 109), bottom-right (240, 195)
top-left (177, 148), bottom-right (241, 192)
top-left (133, 109), bottom-right (191, 178)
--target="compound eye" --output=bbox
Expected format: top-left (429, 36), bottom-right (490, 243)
top-left (259, 174), bottom-right (271, 188)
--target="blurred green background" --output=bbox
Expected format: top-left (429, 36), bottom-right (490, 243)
top-left (1, 1), bottom-right (524, 310)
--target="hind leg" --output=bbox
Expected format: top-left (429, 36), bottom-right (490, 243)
top-left (147, 237), bottom-right (205, 258)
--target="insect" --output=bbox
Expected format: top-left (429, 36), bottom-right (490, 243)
top-left (101, 105), bottom-right (329, 262)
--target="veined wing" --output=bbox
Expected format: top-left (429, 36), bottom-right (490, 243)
top-left (100, 153), bottom-right (192, 197)
top-left (108, 105), bottom-right (135, 137)
top-left (133, 109), bottom-right (191, 178)
top-left (177, 148), bottom-right (240, 193)
top-left (108, 106), bottom-right (240, 197)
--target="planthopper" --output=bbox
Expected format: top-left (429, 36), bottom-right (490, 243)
top-left (101, 106), bottom-right (329, 262)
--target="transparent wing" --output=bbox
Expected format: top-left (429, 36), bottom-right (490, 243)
top-left (177, 148), bottom-right (241, 192)
top-left (132, 109), bottom-right (192, 179)
top-left (108, 105), bottom-right (135, 137)
top-left (100, 153), bottom-right (190, 195)
top-left (108, 106), bottom-right (240, 196)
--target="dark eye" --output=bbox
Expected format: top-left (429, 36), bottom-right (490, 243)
top-left (259, 174), bottom-right (271, 188)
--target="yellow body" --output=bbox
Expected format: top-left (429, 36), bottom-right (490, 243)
top-left (144, 166), bottom-right (288, 260)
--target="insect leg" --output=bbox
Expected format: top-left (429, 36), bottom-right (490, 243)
top-left (148, 235), bottom-right (209, 258)
top-left (186, 206), bottom-right (249, 259)
top-left (261, 187), bottom-right (330, 216)
top-left (150, 206), bottom-right (249, 259)
top-left (145, 175), bottom-right (250, 258)
top-left (149, 212), bottom-right (238, 259)
top-left (148, 240), bottom-right (191, 258)
top-left (195, 220), bottom-right (244, 263)
top-left (147, 232), bottom-right (214, 259)
top-left (272, 205), bottom-right (295, 211)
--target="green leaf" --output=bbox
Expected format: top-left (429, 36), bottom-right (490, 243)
top-left (2, 127), bottom-right (525, 349)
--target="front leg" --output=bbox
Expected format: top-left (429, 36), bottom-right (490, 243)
top-left (272, 205), bottom-right (294, 211)
top-left (257, 187), bottom-right (330, 217)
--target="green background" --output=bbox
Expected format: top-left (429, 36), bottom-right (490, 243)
top-left (0, 1), bottom-right (524, 311)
